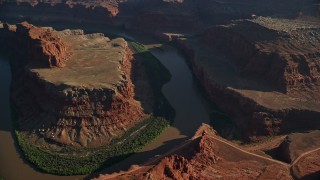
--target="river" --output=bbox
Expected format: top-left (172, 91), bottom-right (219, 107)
top-left (0, 57), bottom-right (84, 180)
top-left (88, 33), bottom-right (212, 177)
top-left (0, 30), bottom-right (212, 179)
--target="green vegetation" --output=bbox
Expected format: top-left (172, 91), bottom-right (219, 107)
top-left (15, 117), bottom-right (170, 175)
top-left (13, 40), bottom-right (175, 175)
top-left (129, 41), bottom-right (175, 121)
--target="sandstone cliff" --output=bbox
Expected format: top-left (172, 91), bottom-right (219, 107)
top-left (201, 18), bottom-right (320, 93)
top-left (172, 17), bottom-right (320, 141)
top-left (2, 22), bottom-right (144, 147)
top-left (2, 0), bottom-right (318, 37)
top-left (13, 22), bottom-right (70, 68)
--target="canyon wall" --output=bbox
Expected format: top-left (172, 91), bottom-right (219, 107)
top-left (175, 19), bottom-right (320, 140)
top-left (0, 1), bottom-right (118, 25)
top-left (201, 19), bottom-right (320, 93)
top-left (1, 0), bottom-right (318, 35)
top-left (0, 0), bottom-right (319, 145)
top-left (1, 22), bottom-right (144, 147)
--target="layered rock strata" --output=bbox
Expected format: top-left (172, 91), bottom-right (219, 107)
top-left (2, 0), bottom-right (318, 35)
top-left (14, 22), bottom-right (70, 68)
top-left (175, 17), bottom-right (320, 140)
top-left (1, 2), bottom-right (318, 142)
top-left (1, 22), bottom-right (144, 147)
top-left (0, 0), bottom-right (119, 25)
top-left (202, 17), bottom-right (320, 93)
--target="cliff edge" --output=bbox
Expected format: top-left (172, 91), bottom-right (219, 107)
top-left (176, 17), bottom-right (320, 140)
top-left (2, 22), bottom-right (144, 147)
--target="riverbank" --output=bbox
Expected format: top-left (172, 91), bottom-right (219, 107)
top-left (0, 57), bottom-right (85, 180)
top-left (14, 116), bottom-right (170, 175)
top-left (85, 31), bottom-right (219, 179)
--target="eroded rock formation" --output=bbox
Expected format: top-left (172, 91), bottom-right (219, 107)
top-left (13, 22), bottom-right (70, 68)
top-left (0, 0), bottom-right (319, 178)
top-left (173, 17), bottom-right (320, 140)
top-left (201, 18), bottom-right (320, 93)
top-left (96, 124), bottom-right (320, 180)
top-left (2, 0), bottom-right (318, 35)
top-left (2, 22), bottom-right (144, 147)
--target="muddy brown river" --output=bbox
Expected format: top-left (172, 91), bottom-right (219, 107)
top-left (0, 30), bottom-right (213, 179)
top-left (0, 58), bottom-right (85, 180)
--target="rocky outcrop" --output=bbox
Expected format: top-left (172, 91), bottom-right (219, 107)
top-left (2, 22), bottom-right (144, 147)
top-left (13, 22), bottom-right (70, 68)
top-left (95, 124), bottom-right (294, 180)
top-left (96, 125), bottom-right (320, 180)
